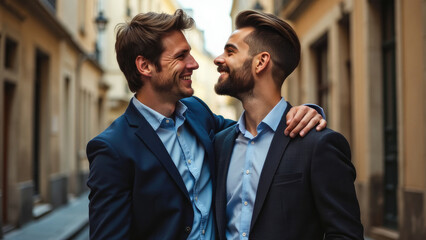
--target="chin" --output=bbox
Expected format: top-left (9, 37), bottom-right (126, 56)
top-left (218, 76), bottom-right (228, 83)
top-left (181, 89), bottom-right (194, 98)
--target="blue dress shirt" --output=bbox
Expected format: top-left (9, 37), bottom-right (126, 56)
top-left (132, 97), bottom-right (214, 240)
top-left (226, 98), bottom-right (287, 240)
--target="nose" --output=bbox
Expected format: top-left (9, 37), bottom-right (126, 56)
top-left (214, 54), bottom-right (225, 66)
top-left (187, 54), bottom-right (199, 70)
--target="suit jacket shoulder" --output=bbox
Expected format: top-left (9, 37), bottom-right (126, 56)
top-left (214, 103), bottom-right (363, 240)
top-left (87, 100), bottom-right (194, 239)
top-left (182, 96), bottom-right (235, 135)
top-left (215, 124), bottom-right (236, 143)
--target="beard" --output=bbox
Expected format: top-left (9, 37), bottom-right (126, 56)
top-left (214, 58), bottom-right (255, 99)
top-left (151, 68), bottom-right (178, 92)
top-left (151, 71), bottom-right (193, 99)
top-left (152, 77), bottom-right (175, 92)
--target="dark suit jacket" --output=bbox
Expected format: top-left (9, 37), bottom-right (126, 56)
top-left (214, 103), bottom-right (364, 240)
top-left (86, 96), bottom-right (234, 240)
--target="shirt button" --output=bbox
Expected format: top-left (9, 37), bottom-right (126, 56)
top-left (195, 196), bottom-right (198, 201)
top-left (188, 159), bottom-right (191, 164)
top-left (251, 141), bottom-right (254, 144)
top-left (246, 170), bottom-right (250, 174)
top-left (202, 229), bottom-right (205, 235)
top-left (166, 119), bottom-right (170, 123)
top-left (244, 201), bottom-right (248, 206)
top-left (185, 226), bottom-right (191, 233)
top-left (242, 232), bottom-right (247, 237)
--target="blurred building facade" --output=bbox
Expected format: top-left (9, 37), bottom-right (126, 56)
top-left (101, 0), bottom-right (237, 124)
top-left (0, 0), bottom-right (108, 234)
top-left (232, 0), bottom-right (426, 239)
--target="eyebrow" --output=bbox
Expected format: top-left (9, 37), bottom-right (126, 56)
top-left (224, 43), bottom-right (238, 51)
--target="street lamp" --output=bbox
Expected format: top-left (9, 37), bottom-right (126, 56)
top-left (94, 11), bottom-right (108, 61)
top-left (95, 11), bottom-right (108, 32)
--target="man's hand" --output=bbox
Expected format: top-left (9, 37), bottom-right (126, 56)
top-left (285, 105), bottom-right (327, 138)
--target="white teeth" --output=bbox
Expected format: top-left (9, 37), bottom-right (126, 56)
top-left (183, 76), bottom-right (191, 80)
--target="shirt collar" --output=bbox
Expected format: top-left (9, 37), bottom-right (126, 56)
top-left (235, 97), bottom-right (287, 135)
top-left (132, 96), bottom-right (187, 131)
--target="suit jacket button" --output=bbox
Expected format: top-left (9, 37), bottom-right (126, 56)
top-left (185, 226), bottom-right (192, 233)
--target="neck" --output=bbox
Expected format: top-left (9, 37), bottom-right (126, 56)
top-left (239, 65), bottom-right (283, 136)
top-left (241, 90), bottom-right (281, 136)
top-left (136, 86), bottom-right (178, 118)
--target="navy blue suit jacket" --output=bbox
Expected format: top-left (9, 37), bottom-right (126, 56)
top-left (87, 96), bottom-right (234, 240)
top-left (214, 104), bottom-right (364, 240)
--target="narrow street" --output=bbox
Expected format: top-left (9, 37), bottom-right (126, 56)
top-left (72, 225), bottom-right (89, 240)
top-left (4, 192), bottom-right (89, 240)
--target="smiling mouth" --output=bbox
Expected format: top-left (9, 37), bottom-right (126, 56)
top-left (219, 72), bottom-right (229, 79)
top-left (182, 76), bottom-right (191, 80)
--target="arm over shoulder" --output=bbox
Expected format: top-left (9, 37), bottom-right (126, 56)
top-left (186, 96), bottom-right (236, 133)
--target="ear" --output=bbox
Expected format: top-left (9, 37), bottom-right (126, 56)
top-left (135, 55), bottom-right (152, 77)
top-left (254, 52), bottom-right (271, 74)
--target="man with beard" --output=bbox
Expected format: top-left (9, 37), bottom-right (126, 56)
top-left (86, 10), bottom-right (326, 240)
top-left (213, 10), bottom-right (364, 240)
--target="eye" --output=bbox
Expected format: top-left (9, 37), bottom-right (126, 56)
top-left (176, 50), bottom-right (190, 60)
top-left (226, 49), bottom-right (235, 56)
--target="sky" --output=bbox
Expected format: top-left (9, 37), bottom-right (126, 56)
top-left (176, 0), bottom-right (233, 57)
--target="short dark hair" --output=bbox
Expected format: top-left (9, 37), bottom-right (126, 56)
top-left (115, 9), bottom-right (194, 92)
top-left (236, 10), bottom-right (300, 87)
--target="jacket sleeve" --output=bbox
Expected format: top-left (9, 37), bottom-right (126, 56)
top-left (310, 132), bottom-right (364, 240)
top-left (213, 113), bottom-right (236, 133)
top-left (212, 102), bottom-right (325, 133)
top-left (191, 96), bottom-right (236, 132)
top-left (303, 103), bottom-right (326, 119)
top-left (86, 138), bottom-right (134, 240)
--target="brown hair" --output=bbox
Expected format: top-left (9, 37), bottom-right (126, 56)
top-left (115, 9), bottom-right (194, 92)
top-left (235, 10), bottom-right (300, 87)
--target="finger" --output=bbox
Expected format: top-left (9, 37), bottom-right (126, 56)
top-left (300, 115), bottom-right (322, 137)
top-left (285, 107), bottom-right (309, 136)
top-left (285, 107), bottom-right (297, 125)
top-left (288, 110), bottom-right (317, 138)
top-left (316, 118), bottom-right (327, 131)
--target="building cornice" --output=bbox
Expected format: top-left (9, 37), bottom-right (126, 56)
top-left (0, 0), bottom-right (26, 20)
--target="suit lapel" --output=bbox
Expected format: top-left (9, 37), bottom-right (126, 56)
top-left (250, 104), bottom-right (292, 232)
top-left (216, 128), bottom-right (239, 240)
top-left (125, 102), bottom-right (190, 200)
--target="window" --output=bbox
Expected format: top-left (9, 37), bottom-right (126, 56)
top-left (381, 0), bottom-right (398, 229)
top-left (312, 34), bottom-right (329, 117)
top-left (33, 49), bottom-right (50, 197)
top-left (2, 81), bottom-right (16, 225)
top-left (4, 37), bottom-right (18, 71)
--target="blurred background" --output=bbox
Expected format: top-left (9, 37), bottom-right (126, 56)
top-left (0, 0), bottom-right (425, 239)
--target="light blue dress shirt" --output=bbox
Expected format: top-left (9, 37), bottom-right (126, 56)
top-left (226, 98), bottom-right (287, 240)
top-left (132, 97), bottom-right (214, 240)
